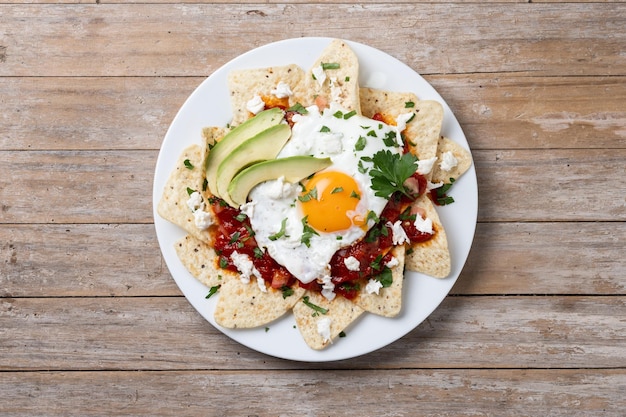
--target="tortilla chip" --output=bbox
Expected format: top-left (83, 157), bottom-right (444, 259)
top-left (290, 39), bottom-right (361, 113)
top-left (174, 235), bottom-right (223, 289)
top-left (214, 278), bottom-right (306, 329)
top-left (360, 88), bottom-right (443, 179)
top-left (404, 195), bottom-right (451, 278)
top-left (292, 291), bottom-right (364, 350)
top-left (430, 136), bottom-right (473, 184)
top-left (227, 64), bottom-right (304, 126)
top-left (354, 245), bottom-right (405, 318)
top-left (157, 144), bottom-right (212, 243)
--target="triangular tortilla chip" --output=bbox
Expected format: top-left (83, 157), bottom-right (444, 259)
top-left (157, 144), bottom-right (212, 243)
top-left (359, 88), bottom-right (443, 179)
top-left (430, 136), bottom-right (473, 184)
top-left (174, 235), bottom-right (223, 289)
top-left (404, 195), bottom-right (451, 278)
top-left (290, 39), bottom-right (361, 113)
top-left (214, 277), bottom-right (305, 329)
top-left (292, 291), bottom-right (364, 350)
top-left (227, 64), bottom-right (304, 126)
top-left (354, 245), bottom-right (405, 317)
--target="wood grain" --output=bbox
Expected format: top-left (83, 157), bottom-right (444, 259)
top-left (1, 149), bottom-right (624, 224)
top-left (0, 4), bottom-right (624, 77)
top-left (1, 222), bottom-right (624, 297)
top-left (2, 76), bottom-right (625, 152)
top-left (1, 369), bottom-right (624, 417)
top-left (1, 296), bottom-right (624, 371)
top-left (1, 0), bottom-right (625, 414)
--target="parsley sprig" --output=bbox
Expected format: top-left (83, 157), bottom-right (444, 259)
top-left (365, 150), bottom-right (419, 199)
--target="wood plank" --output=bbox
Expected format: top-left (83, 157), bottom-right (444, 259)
top-left (1, 369), bottom-right (624, 416)
top-left (0, 4), bottom-right (624, 77)
top-left (1, 296), bottom-right (623, 370)
top-left (0, 224), bottom-right (176, 297)
top-left (472, 148), bottom-right (626, 222)
top-left (429, 75), bottom-right (626, 150)
top-left (0, 77), bottom-right (194, 151)
top-left (2, 75), bottom-right (625, 151)
top-left (2, 222), bottom-right (623, 297)
top-left (453, 222), bottom-right (626, 295)
top-left (2, 149), bottom-right (624, 224)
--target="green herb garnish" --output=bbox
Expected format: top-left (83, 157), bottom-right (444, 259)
top-left (302, 295), bottom-right (328, 314)
top-left (269, 218), bottom-right (289, 241)
top-left (281, 286), bottom-right (294, 299)
top-left (205, 285), bottom-right (221, 299)
top-left (184, 159), bottom-right (194, 169)
top-left (367, 150), bottom-right (419, 199)
top-left (288, 103), bottom-right (308, 114)
top-left (321, 62), bottom-right (340, 70)
top-left (354, 136), bottom-right (367, 151)
top-left (300, 216), bottom-right (319, 247)
top-left (343, 110), bottom-right (357, 119)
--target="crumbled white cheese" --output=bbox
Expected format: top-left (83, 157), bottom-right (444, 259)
top-left (343, 256), bottom-right (360, 272)
top-left (395, 112), bottom-right (415, 133)
top-left (317, 131), bottom-right (344, 155)
top-left (265, 176), bottom-right (297, 200)
top-left (329, 77), bottom-right (342, 103)
top-left (440, 151), bottom-right (458, 171)
top-left (312, 65), bottom-right (327, 86)
top-left (270, 81), bottom-right (293, 98)
top-left (320, 275), bottom-right (336, 301)
top-left (387, 220), bottom-right (409, 245)
top-left (365, 278), bottom-right (383, 295)
top-left (239, 201), bottom-right (256, 218)
top-left (246, 95), bottom-right (265, 115)
top-left (414, 215), bottom-right (434, 235)
top-left (385, 256), bottom-right (399, 269)
top-left (193, 209), bottom-right (213, 230)
top-left (230, 251), bottom-right (255, 284)
top-left (417, 156), bottom-right (438, 176)
top-left (256, 276), bottom-right (267, 293)
top-left (317, 317), bottom-right (332, 343)
top-left (186, 191), bottom-right (204, 212)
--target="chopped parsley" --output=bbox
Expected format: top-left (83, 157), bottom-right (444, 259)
top-left (298, 187), bottom-right (318, 203)
top-left (183, 159), bottom-right (194, 169)
top-left (405, 101), bottom-right (415, 108)
top-left (320, 125), bottom-right (331, 133)
top-left (186, 187), bottom-right (195, 196)
top-left (433, 178), bottom-right (456, 205)
top-left (331, 187), bottom-right (344, 194)
top-left (288, 103), bottom-right (308, 114)
top-left (354, 136), bottom-right (367, 151)
top-left (300, 216), bottom-right (319, 247)
top-left (374, 267), bottom-right (393, 288)
top-left (302, 295), bottom-right (328, 315)
top-left (205, 285), bottom-right (220, 299)
top-left (269, 218), bottom-right (289, 241)
top-left (281, 286), bottom-right (294, 299)
top-left (383, 131), bottom-right (399, 147)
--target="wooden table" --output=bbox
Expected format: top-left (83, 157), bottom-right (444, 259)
top-left (1, 1), bottom-right (625, 415)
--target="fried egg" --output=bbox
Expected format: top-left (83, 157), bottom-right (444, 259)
top-left (245, 103), bottom-right (404, 284)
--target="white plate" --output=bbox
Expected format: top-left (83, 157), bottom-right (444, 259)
top-left (153, 37), bottom-right (477, 362)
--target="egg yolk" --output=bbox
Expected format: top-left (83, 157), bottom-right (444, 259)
top-left (299, 171), bottom-right (366, 233)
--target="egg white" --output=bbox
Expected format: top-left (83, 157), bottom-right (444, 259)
top-left (246, 103), bottom-right (403, 284)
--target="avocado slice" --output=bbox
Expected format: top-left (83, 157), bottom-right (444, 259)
top-left (205, 107), bottom-right (284, 198)
top-left (228, 156), bottom-right (333, 207)
top-left (216, 123), bottom-right (292, 207)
